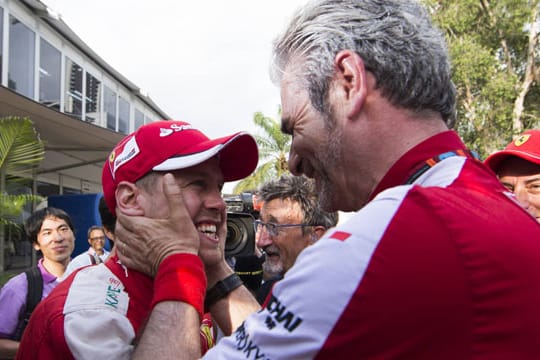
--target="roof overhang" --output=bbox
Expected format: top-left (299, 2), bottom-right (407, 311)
top-left (0, 86), bottom-right (124, 193)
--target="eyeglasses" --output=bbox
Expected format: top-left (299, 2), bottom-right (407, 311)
top-left (90, 236), bottom-right (106, 241)
top-left (253, 219), bottom-right (310, 237)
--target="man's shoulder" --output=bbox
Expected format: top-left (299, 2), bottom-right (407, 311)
top-left (63, 264), bottom-right (130, 316)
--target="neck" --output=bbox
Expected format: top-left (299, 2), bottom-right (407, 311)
top-left (94, 248), bottom-right (104, 255)
top-left (42, 258), bottom-right (68, 278)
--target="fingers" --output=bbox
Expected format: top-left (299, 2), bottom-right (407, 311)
top-left (162, 173), bottom-right (188, 221)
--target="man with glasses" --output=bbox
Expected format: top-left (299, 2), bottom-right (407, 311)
top-left (63, 225), bottom-right (110, 278)
top-left (485, 129), bottom-right (540, 223)
top-left (254, 174), bottom-right (338, 304)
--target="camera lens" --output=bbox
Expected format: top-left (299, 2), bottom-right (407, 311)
top-left (225, 214), bottom-right (255, 258)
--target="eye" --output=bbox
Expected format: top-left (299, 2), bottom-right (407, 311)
top-left (527, 182), bottom-right (540, 195)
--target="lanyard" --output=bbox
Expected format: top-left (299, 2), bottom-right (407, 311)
top-left (405, 149), bottom-right (480, 185)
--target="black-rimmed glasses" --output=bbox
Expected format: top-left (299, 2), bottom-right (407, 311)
top-left (253, 219), bottom-right (310, 237)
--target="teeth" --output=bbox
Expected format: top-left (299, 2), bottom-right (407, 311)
top-left (197, 224), bottom-right (216, 234)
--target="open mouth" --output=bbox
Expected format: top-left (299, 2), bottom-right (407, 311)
top-left (197, 223), bottom-right (218, 240)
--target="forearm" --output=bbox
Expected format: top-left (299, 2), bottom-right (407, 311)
top-left (0, 338), bottom-right (19, 359)
top-left (206, 263), bottom-right (261, 336)
top-left (133, 301), bottom-right (201, 360)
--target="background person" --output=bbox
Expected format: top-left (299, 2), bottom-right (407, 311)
top-left (255, 174), bottom-right (338, 304)
top-left (63, 225), bottom-right (110, 278)
top-left (484, 129), bottom-right (540, 222)
top-left (0, 207), bottom-right (75, 359)
top-left (98, 195), bottom-right (116, 247)
top-left (112, 0), bottom-right (540, 358)
top-left (15, 120), bottom-right (258, 359)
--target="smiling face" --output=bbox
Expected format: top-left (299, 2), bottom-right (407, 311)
top-left (256, 198), bottom-right (314, 275)
top-left (497, 157), bottom-right (540, 222)
top-left (34, 216), bottom-right (75, 267)
top-left (137, 157), bottom-right (228, 267)
top-left (88, 228), bottom-right (106, 254)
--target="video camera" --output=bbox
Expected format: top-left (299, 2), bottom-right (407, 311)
top-left (224, 192), bottom-right (259, 258)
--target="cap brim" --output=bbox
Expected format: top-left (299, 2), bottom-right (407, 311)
top-left (484, 150), bottom-right (540, 173)
top-left (153, 132), bottom-right (258, 181)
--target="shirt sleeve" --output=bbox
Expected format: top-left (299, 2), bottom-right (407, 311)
top-left (0, 273), bottom-right (27, 337)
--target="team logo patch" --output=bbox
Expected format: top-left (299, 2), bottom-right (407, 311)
top-left (111, 136), bottom-right (140, 178)
top-left (329, 230), bottom-right (351, 241)
top-left (514, 134), bottom-right (531, 147)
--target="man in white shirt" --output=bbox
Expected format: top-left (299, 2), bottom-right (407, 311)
top-left (64, 225), bottom-right (110, 277)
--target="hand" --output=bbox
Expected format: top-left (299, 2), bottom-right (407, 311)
top-left (115, 173), bottom-right (200, 277)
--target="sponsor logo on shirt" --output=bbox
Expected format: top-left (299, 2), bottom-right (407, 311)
top-left (105, 277), bottom-right (122, 309)
top-left (264, 294), bottom-right (303, 332)
top-left (234, 323), bottom-right (268, 360)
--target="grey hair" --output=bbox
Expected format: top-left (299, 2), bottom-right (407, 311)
top-left (271, 0), bottom-right (456, 127)
top-left (257, 174), bottom-right (339, 232)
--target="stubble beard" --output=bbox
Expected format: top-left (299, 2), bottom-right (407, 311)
top-left (317, 113), bottom-right (342, 212)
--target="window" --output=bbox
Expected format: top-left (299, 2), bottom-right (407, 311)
top-left (134, 108), bottom-right (145, 129)
top-left (64, 57), bottom-right (83, 119)
top-left (8, 15), bottom-right (35, 98)
top-left (85, 72), bottom-right (101, 123)
top-left (118, 96), bottom-right (130, 134)
top-left (39, 39), bottom-right (61, 111)
top-left (104, 85), bottom-right (117, 130)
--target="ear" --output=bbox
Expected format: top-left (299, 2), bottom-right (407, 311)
top-left (116, 181), bottom-right (145, 216)
top-left (312, 226), bottom-right (328, 242)
top-left (334, 50), bottom-right (368, 119)
top-left (33, 242), bottom-right (40, 251)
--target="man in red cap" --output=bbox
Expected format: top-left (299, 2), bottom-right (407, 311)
top-left (16, 120), bottom-right (258, 359)
top-left (485, 129), bottom-right (540, 222)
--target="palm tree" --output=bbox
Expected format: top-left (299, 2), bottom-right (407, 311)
top-left (233, 110), bottom-right (291, 193)
top-left (0, 116), bottom-right (45, 271)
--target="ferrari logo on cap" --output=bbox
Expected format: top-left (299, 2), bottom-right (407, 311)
top-left (514, 134), bottom-right (531, 147)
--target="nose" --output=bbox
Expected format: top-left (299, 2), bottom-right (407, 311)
top-left (207, 190), bottom-right (227, 212)
top-left (256, 227), bottom-right (273, 248)
top-left (52, 230), bottom-right (65, 242)
top-left (288, 148), bottom-right (302, 176)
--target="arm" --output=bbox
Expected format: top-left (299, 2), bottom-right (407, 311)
top-left (133, 301), bottom-right (201, 360)
top-left (0, 338), bottom-right (18, 359)
top-left (204, 262), bottom-right (261, 336)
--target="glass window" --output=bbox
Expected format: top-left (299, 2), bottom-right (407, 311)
top-left (64, 57), bottom-right (83, 119)
top-left (0, 7), bottom-right (3, 84)
top-left (85, 72), bottom-right (101, 123)
top-left (118, 96), bottom-right (130, 134)
top-left (104, 85), bottom-right (117, 130)
top-left (39, 39), bottom-right (61, 111)
top-left (8, 15), bottom-right (35, 98)
top-left (134, 108), bottom-right (145, 129)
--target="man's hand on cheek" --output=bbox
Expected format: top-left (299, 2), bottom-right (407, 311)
top-left (115, 173), bottom-right (201, 277)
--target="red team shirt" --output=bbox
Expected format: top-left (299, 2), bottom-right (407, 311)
top-left (18, 131), bottom-right (540, 359)
top-left (206, 131), bottom-right (540, 359)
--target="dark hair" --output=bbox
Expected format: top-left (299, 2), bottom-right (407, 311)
top-left (257, 174), bottom-right (338, 233)
top-left (87, 225), bottom-right (104, 238)
top-left (98, 196), bottom-right (116, 234)
top-left (25, 207), bottom-right (74, 244)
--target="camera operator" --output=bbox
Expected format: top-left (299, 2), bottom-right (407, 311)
top-left (254, 174), bottom-right (338, 304)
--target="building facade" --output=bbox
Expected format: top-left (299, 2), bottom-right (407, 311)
top-left (0, 0), bottom-right (170, 195)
